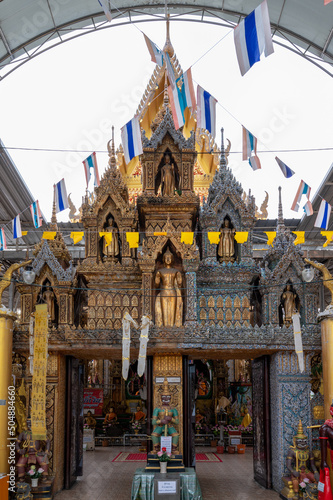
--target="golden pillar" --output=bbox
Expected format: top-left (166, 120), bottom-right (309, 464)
top-left (0, 310), bottom-right (15, 475)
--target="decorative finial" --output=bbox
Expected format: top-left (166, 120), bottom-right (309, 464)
top-left (220, 128), bottom-right (227, 170)
top-left (163, 14), bottom-right (174, 57)
top-left (107, 126), bottom-right (117, 168)
top-left (50, 187), bottom-right (58, 231)
top-left (163, 72), bottom-right (169, 106)
top-left (277, 186), bottom-right (285, 233)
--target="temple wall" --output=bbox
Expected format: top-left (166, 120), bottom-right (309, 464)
top-left (52, 354), bottom-right (66, 493)
top-left (269, 351), bottom-right (312, 492)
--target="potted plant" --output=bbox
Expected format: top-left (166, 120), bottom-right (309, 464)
top-left (195, 423), bottom-right (202, 434)
top-left (210, 424), bottom-right (220, 447)
top-left (157, 447), bottom-right (171, 473)
top-left (132, 421), bottom-right (141, 434)
top-left (27, 465), bottom-right (44, 487)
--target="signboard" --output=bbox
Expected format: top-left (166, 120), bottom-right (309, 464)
top-left (83, 388), bottom-right (103, 416)
top-left (155, 377), bottom-right (181, 384)
top-left (158, 481), bottom-right (177, 494)
top-left (160, 436), bottom-right (172, 455)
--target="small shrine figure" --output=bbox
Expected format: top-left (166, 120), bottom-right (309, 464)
top-left (16, 422), bottom-right (50, 482)
top-left (195, 409), bottom-right (205, 425)
top-left (155, 248), bottom-right (183, 327)
top-left (285, 421), bottom-right (319, 496)
top-left (42, 285), bottom-right (55, 322)
top-left (281, 284), bottom-right (298, 326)
top-left (132, 405), bottom-right (146, 423)
top-left (151, 379), bottom-right (179, 454)
top-left (218, 219), bottom-right (236, 263)
top-left (161, 154), bottom-right (176, 196)
top-left (84, 410), bottom-right (96, 429)
top-left (241, 407), bottom-right (252, 428)
top-left (102, 217), bottom-right (120, 262)
top-left (318, 400), bottom-right (333, 497)
top-left (104, 406), bottom-right (117, 425)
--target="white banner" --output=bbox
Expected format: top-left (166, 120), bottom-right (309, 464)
top-left (122, 312), bottom-right (138, 380)
top-left (138, 315), bottom-right (152, 377)
top-left (292, 313), bottom-right (304, 373)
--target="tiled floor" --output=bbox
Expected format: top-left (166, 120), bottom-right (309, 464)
top-left (54, 446), bottom-right (280, 499)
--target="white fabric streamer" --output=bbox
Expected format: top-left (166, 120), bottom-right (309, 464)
top-left (122, 312), bottom-right (138, 380)
top-left (292, 313), bottom-right (304, 373)
top-left (138, 315), bottom-right (152, 377)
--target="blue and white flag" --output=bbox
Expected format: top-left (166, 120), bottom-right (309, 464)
top-left (197, 85), bottom-right (217, 139)
top-left (234, 0), bottom-right (274, 76)
top-left (12, 215), bottom-right (22, 239)
top-left (0, 228), bottom-right (7, 250)
top-left (177, 68), bottom-right (196, 110)
top-left (168, 84), bottom-right (185, 129)
top-left (97, 0), bottom-right (112, 22)
top-left (30, 200), bottom-right (42, 228)
top-left (242, 126), bottom-right (258, 160)
top-left (83, 152), bottom-right (100, 188)
top-left (315, 199), bottom-right (332, 230)
top-left (144, 34), bottom-right (163, 67)
top-left (275, 156), bottom-right (295, 178)
top-left (54, 178), bottom-right (69, 213)
top-left (121, 117), bottom-right (143, 165)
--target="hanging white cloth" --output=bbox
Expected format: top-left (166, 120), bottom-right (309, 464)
top-left (138, 315), bottom-right (152, 377)
top-left (292, 312), bottom-right (304, 373)
top-left (122, 312), bottom-right (138, 380)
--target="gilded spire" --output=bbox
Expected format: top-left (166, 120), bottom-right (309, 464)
top-left (276, 186), bottom-right (285, 234)
top-left (107, 126), bottom-right (116, 169)
top-left (50, 188), bottom-right (58, 231)
top-left (220, 128), bottom-right (227, 170)
top-left (163, 14), bottom-right (174, 58)
top-left (163, 72), bottom-right (169, 106)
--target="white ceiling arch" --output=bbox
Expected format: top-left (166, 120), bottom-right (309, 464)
top-left (0, 0), bottom-right (332, 79)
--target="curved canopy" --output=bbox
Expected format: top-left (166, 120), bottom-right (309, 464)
top-left (0, 0), bottom-right (332, 79)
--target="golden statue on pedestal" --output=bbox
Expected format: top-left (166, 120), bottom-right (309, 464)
top-left (160, 154), bottom-right (176, 196)
top-left (218, 219), bottom-right (235, 263)
top-left (155, 248), bottom-right (183, 327)
top-left (281, 284), bottom-right (298, 326)
top-left (102, 217), bottom-right (120, 262)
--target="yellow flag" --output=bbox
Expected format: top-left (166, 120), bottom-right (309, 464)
top-left (21, 231), bottom-right (28, 236)
top-left (181, 232), bottom-right (194, 245)
top-left (292, 231), bottom-right (305, 246)
top-left (265, 231), bottom-right (276, 246)
top-left (70, 232), bottom-right (84, 245)
top-left (208, 232), bottom-right (220, 245)
top-left (126, 232), bottom-right (139, 248)
top-left (321, 231), bottom-right (333, 248)
top-left (42, 231), bottom-right (56, 240)
top-left (154, 232), bottom-right (167, 236)
top-left (99, 232), bottom-right (112, 247)
top-left (234, 232), bottom-right (248, 244)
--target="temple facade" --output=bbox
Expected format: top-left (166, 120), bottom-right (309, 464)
top-left (9, 33), bottom-right (326, 498)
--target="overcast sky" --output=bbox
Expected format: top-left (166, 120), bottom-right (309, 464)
top-left (0, 18), bottom-right (332, 224)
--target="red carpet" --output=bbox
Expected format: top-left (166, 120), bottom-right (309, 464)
top-left (112, 452), bottom-right (222, 462)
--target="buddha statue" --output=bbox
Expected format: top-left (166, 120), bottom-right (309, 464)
top-left (104, 406), bottom-right (117, 425)
top-left (102, 217), bottom-right (120, 262)
top-left (218, 219), bottom-right (235, 263)
top-left (84, 410), bottom-right (96, 429)
top-left (241, 407), bottom-right (252, 428)
top-left (42, 285), bottom-right (55, 322)
top-left (151, 379), bottom-right (179, 454)
top-left (155, 248), bottom-right (183, 327)
top-left (160, 154), bottom-right (176, 196)
top-left (281, 284), bottom-right (298, 326)
top-left (285, 421), bottom-right (319, 495)
top-left (132, 405), bottom-right (146, 423)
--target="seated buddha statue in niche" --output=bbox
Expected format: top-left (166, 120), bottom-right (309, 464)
top-left (155, 248), bottom-right (183, 327)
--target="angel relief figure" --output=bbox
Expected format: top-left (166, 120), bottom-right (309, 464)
top-left (155, 248), bottom-right (183, 327)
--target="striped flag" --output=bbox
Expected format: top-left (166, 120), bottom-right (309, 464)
top-left (275, 157), bottom-right (295, 178)
top-left (12, 215), bottom-right (22, 239)
top-left (165, 52), bottom-right (176, 90)
top-left (121, 117), bottom-right (143, 164)
top-left (168, 84), bottom-right (185, 129)
top-left (234, 0), bottom-right (274, 76)
top-left (54, 179), bottom-right (69, 213)
top-left (197, 85), bottom-right (218, 139)
top-left (83, 152), bottom-right (100, 188)
top-left (30, 200), bottom-right (42, 228)
top-left (303, 200), bottom-right (313, 216)
top-left (0, 228), bottom-right (7, 250)
top-left (144, 35), bottom-right (163, 66)
top-left (97, 0), bottom-right (112, 22)
top-left (242, 127), bottom-right (258, 160)
top-left (177, 68), bottom-right (196, 110)
top-left (291, 180), bottom-right (311, 212)
top-left (249, 156), bottom-right (261, 171)
top-left (315, 199), bottom-right (332, 230)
